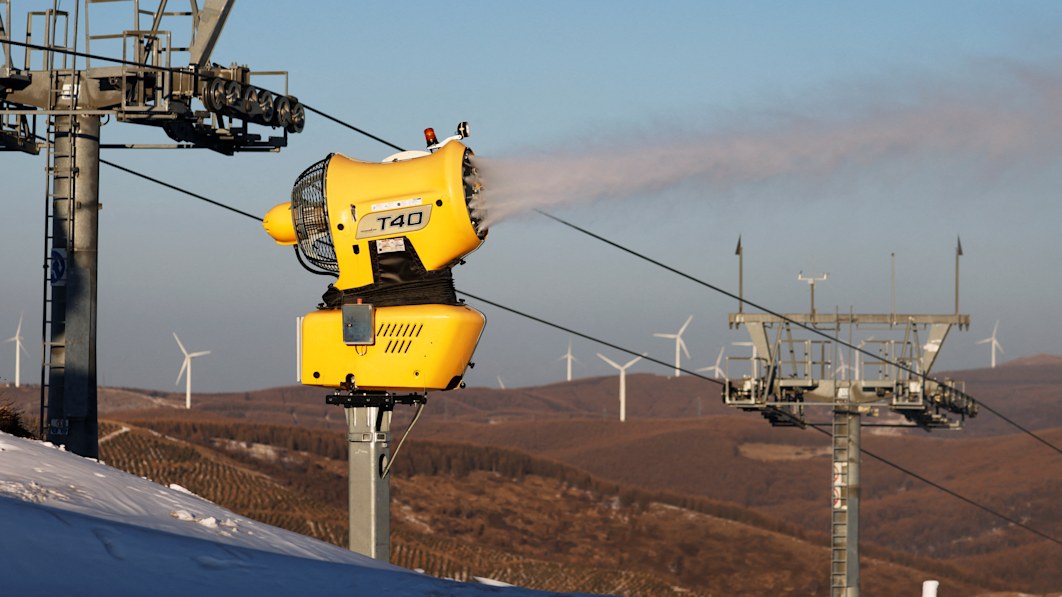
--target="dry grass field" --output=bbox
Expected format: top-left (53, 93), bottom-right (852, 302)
top-left (4, 357), bottom-right (1060, 595)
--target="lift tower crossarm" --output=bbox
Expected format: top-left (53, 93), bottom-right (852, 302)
top-left (0, 2), bottom-right (303, 458)
top-left (188, 0), bottom-right (235, 69)
top-left (729, 313), bottom-right (970, 327)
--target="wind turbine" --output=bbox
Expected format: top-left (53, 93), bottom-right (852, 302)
top-left (5, 313), bottom-right (27, 387)
top-left (976, 321), bottom-right (1004, 368)
top-left (559, 339), bottom-right (580, 382)
top-left (836, 349), bottom-right (855, 381)
top-left (696, 346), bottom-right (726, 379)
top-left (733, 341), bottom-right (759, 379)
top-left (597, 352), bottom-right (644, 422)
top-left (654, 315), bottom-right (693, 377)
top-left (854, 337), bottom-right (875, 382)
top-left (174, 333), bottom-right (210, 410)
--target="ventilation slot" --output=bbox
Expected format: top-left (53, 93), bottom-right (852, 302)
top-left (378, 322), bottom-right (423, 353)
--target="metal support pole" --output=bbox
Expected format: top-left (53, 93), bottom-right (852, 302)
top-left (46, 112), bottom-right (99, 458)
top-left (954, 237), bottom-right (962, 315)
top-left (735, 236), bottom-right (743, 314)
top-left (344, 405), bottom-right (392, 560)
top-left (831, 403), bottom-right (861, 597)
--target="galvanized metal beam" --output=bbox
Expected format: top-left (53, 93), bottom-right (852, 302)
top-left (188, 0), bottom-right (235, 69)
top-left (345, 405), bottom-right (392, 560)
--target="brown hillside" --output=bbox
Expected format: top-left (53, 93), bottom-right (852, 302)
top-left (412, 416), bottom-right (1062, 593)
top-left (5, 357), bottom-right (1059, 435)
top-left (7, 363), bottom-right (1060, 594)
top-left (97, 417), bottom-right (998, 596)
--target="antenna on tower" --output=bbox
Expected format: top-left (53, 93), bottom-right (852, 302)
top-left (797, 271), bottom-right (828, 318)
top-left (725, 253), bottom-right (974, 594)
top-left (955, 236), bottom-right (963, 315)
top-left (735, 235), bottom-right (744, 314)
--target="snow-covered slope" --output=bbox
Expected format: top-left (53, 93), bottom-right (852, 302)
top-left (0, 432), bottom-right (572, 596)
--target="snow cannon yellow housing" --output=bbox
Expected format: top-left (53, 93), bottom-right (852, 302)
top-left (264, 139), bottom-right (486, 290)
top-left (265, 135), bottom-right (487, 393)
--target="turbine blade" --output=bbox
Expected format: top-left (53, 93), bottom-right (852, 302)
top-left (623, 355), bottom-right (643, 369)
top-left (189, 350), bottom-right (211, 358)
top-left (995, 340), bottom-right (1004, 354)
top-left (653, 333), bottom-right (676, 339)
top-left (173, 332), bottom-right (188, 357)
top-left (15, 313), bottom-right (23, 336)
top-left (679, 337), bottom-right (690, 359)
top-left (678, 315), bottom-right (693, 335)
top-left (597, 353), bottom-right (621, 370)
top-left (976, 338), bottom-right (991, 345)
top-left (177, 358), bottom-right (189, 384)
top-left (715, 347), bottom-right (725, 367)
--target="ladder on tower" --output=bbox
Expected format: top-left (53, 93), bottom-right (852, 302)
top-left (830, 408), bottom-right (850, 596)
top-left (37, 29), bottom-right (79, 437)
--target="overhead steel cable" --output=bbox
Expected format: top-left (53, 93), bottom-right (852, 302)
top-left (1, 38), bottom-right (186, 74)
top-left (2, 38), bottom-right (407, 154)
top-left (300, 105), bottom-right (405, 153)
top-left (14, 38), bottom-right (1058, 548)
top-left (535, 209), bottom-right (1062, 456)
top-left (801, 423), bottom-right (1062, 548)
top-left (456, 290), bottom-right (724, 386)
top-left (14, 36), bottom-right (1046, 452)
top-left (102, 159), bottom-right (263, 222)
top-left (459, 287), bottom-right (1061, 548)
top-left (74, 109), bottom-right (1062, 557)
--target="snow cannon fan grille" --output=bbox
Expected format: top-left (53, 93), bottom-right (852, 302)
top-left (290, 156), bottom-right (338, 273)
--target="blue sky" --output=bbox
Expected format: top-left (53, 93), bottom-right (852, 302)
top-left (3, 1), bottom-right (1062, 392)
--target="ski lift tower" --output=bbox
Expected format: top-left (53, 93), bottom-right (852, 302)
top-left (724, 240), bottom-right (977, 597)
top-left (0, 0), bottom-right (305, 457)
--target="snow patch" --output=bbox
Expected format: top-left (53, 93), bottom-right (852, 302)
top-left (475, 576), bottom-right (515, 587)
top-left (0, 479), bottom-right (69, 504)
top-left (168, 483), bottom-right (195, 495)
top-left (171, 509), bottom-right (195, 522)
top-left (0, 431), bottom-right (561, 596)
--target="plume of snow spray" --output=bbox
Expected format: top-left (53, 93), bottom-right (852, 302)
top-left (475, 66), bottom-right (1062, 227)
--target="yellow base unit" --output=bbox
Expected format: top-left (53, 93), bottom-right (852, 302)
top-left (300, 303), bottom-right (485, 392)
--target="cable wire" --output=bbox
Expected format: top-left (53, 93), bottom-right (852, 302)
top-left (802, 423), bottom-right (1062, 547)
top-left (87, 113), bottom-right (1062, 555)
top-left (11, 36), bottom-right (1058, 547)
top-left (536, 209), bottom-right (1062, 456)
top-left (2, 38), bottom-right (183, 74)
top-left (2, 38), bottom-right (410, 154)
top-left (216, 73), bottom-right (1057, 456)
top-left (102, 159), bottom-right (263, 222)
top-left (457, 290), bottom-right (723, 386)
top-left (301, 105), bottom-right (404, 152)
top-left (460, 286), bottom-right (1060, 547)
